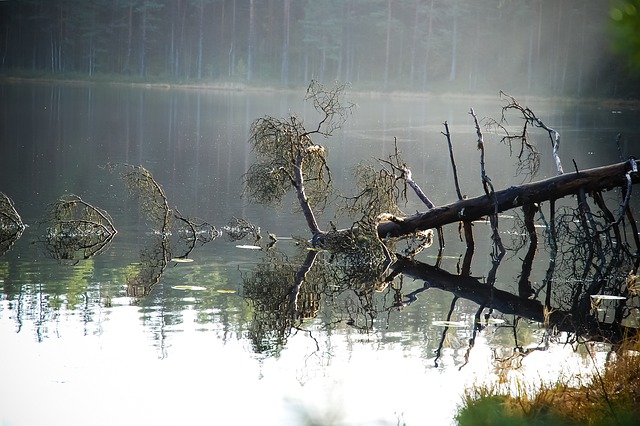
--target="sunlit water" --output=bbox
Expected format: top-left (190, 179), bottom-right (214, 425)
top-left (1, 82), bottom-right (638, 425)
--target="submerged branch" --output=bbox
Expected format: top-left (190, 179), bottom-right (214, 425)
top-left (42, 194), bottom-right (117, 262)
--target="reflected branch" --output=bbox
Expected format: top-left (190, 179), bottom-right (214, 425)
top-left (126, 234), bottom-right (171, 298)
top-left (220, 216), bottom-right (260, 243)
top-left (434, 295), bottom-right (459, 367)
top-left (392, 256), bottom-right (639, 345)
top-left (517, 203), bottom-right (538, 298)
top-left (242, 250), bottom-right (302, 356)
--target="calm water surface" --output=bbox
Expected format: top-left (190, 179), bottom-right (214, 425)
top-left (1, 82), bottom-right (638, 425)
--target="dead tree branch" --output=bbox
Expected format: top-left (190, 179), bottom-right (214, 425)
top-left (499, 91), bottom-right (563, 175)
top-left (245, 81), bottom-right (354, 243)
top-left (471, 107), bottom-right (504, 255)
top-left (443, 121), bottom-right (474, 249)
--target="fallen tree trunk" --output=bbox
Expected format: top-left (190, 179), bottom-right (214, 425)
top-left (378, 159), bottom-right (639, 239)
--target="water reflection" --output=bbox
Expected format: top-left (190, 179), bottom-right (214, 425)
top-left (1, 83), bottom-right (640, 425)
top-left (240, 212), bottom-right (639, 366)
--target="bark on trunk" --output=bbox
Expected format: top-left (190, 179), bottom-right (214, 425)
top-left (378, 159), bottom-right (639, 239)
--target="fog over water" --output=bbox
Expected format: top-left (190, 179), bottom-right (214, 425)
top-left (1, 1), bottom-right (636, 97)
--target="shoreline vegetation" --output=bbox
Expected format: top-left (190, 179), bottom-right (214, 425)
top-left (2, 73), bottom-right (639, 109)
top-left (456, 337), bottom-right (640, 426)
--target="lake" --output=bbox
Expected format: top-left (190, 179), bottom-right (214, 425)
top-left (1, 82), bottom-right (639, 425)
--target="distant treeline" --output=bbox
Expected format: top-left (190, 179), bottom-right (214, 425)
top-left (0, 0), bottom-right (637, 97)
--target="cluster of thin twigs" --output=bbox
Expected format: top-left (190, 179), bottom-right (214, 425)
top-left (106, 162), bottom-right (171, 232)
top-left (0, 192), bottom-right (25, 257)
top-left (244, 81), bottom-right (354, 214)
top-left (340, 162), bottom-right (405, 224)
top-left (106, 163), bottom-right (217, 294)
top-left (42, 194), bottom-right (117, 262)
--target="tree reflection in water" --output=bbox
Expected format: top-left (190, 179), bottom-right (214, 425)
top-left (242, 200), bottom-right (639, 363)
top-left (1, 90), bottom-right (639, 372)
top-left (239, 86), bottom-right (640, 365)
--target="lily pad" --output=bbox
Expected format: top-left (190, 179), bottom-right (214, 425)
top-left (483, 318), bottom-right (506, 325)
top-left (172, 285), bottom-right (206, 291)
top-left (432, 320), bottom-right (468, 328)
top-left (590, 294), bottom-right (626, 300)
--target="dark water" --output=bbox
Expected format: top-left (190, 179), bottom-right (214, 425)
top-left (1, 82), bottom-right (638, 425)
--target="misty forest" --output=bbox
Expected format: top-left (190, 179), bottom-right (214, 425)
top-left (2, 1), bottom-right (640, 425)
top-left (1, 0), bottom-right (640, 97)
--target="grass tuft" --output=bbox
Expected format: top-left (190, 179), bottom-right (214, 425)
top-left (456, 337), bottom-right (640, 426)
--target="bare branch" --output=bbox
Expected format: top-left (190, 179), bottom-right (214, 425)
top-left (471, 107), bottom-right (505, 255)
top-left (304, 80), bottom-right (355, 137)
top-left (106, 163), bottom-right (171, 233)
top-left (442, 121), bottom-right (464, 200)
top-left (498, 91), bottom-right (562, 176)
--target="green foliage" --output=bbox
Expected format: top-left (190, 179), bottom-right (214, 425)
top-left (457, 395), bottom-right (534, 426)
top-left (610, 0), bottom-right (640, 70)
